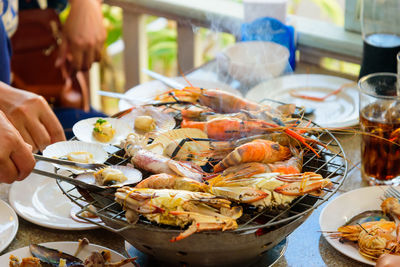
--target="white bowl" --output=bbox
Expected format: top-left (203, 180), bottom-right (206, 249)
top-left (222, 41), bottom-right (289, 84)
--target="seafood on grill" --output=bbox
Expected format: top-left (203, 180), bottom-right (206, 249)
top-left (119, 106), bottom-right (175, 135)
top-left (115, 187), bottom-right (242, 241)
top-left (213, 139), bottom-right (292, 172)
top-left (75, 165), bottom-right (142, 188)
top-left (136, 173), bottom-right (267, 204)
top-left (148, 128), bottom-right (211, 166)
top-left (9, 241), bottom-right (138, 267)
top-left (155, 87), bottom-right (264, 114)
top-left (123, 133), bottom-right (204, 181)
top-left (208, 171), bottom-right (333, 208)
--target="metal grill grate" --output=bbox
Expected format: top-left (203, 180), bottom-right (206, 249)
top-left (57, 121), bottom-right (347, 234)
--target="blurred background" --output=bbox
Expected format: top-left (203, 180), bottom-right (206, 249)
top-left (61, 0), bottom-right (352, 115)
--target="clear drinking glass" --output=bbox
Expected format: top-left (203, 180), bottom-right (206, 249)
top-left (358, 73), bottom-right (400, 185)
top-left (359, 0), bottom-right (400, 78)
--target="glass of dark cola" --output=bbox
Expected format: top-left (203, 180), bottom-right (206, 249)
top-left (359, 0), bottom-right (400, 79)
top-left (359, 73), bottom-right (400, 185)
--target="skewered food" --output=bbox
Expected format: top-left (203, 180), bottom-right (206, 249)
top-left (93, 118), bottom-right (115, 143)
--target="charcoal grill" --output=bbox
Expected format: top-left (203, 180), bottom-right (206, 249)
top-left (57, 121), bottom-right (348, 267)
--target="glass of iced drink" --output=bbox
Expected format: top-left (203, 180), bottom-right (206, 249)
top-left (359, 73), bottom-right (400, 185)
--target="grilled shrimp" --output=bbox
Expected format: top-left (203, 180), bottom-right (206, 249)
top-left (213, 139), bottom-right (291, 172)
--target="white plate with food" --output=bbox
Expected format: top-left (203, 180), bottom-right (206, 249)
top-left (246, 74), bottom-right (359, 128)
top-left (9, 162), bottom-right (99, 230)
top-left (0, 241), bottom-right (130, 266)
top-left (118, 77), bottom-right (242, 111)
top-left (319, 186), bottom-right (398, 266)
top-left (0, 199), bottom-right (18, 253)
top-left (73, 117), bottom-right (132, 146)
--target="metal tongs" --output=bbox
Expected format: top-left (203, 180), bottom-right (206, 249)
top-left (33, 154), bottom-right (108, 191)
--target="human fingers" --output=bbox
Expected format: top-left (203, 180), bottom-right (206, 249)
top-left (56, 36), bottom-right (68, 68)
top-left (39, 107), bottom-right (66, 144)
top-left (14, 125), bottom-right (38, 152)
top-left (0, 155), bottom-right (19, 183)
top-left (11, 142), bottom-right (35, 180)
top-left (26, 119), bottom-right (51, 152)
top-left (70, 43), bottom-right (84, 71)
top-left (82, 48), bottom-right (95, 71)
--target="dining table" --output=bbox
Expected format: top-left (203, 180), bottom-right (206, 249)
top-left (0, 59), bottom-right (371, 267)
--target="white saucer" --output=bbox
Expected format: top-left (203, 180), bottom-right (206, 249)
top-left (246, 74), bottom-right (359, 128)
top-left (9, 162), bottom-right (99, 230)
top-left (0, 199), bottom-right (18, 253)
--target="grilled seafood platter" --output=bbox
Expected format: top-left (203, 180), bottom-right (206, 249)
top-left (9, 239), bottom-right (138, 267)
top-left (50, 85), bottom-right (337, 242)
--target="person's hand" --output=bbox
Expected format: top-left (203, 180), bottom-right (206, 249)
top-left (0, 82), bottom-right (65, 152)
top-left (376, 254), bottom-right (400, 267)
top-left (57, 0), bottom-right (106, 71)
top-left (0, 110), bottom-right (35, 183)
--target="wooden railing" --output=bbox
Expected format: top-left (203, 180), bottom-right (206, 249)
top-left (104, 0), bottom-right (362, 90)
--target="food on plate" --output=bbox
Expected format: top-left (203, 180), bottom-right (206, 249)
top-left (93, 118), bottom-right (115, 143)
top-left (134, 115), bottom-right (156, 132)
top-left (94, 167), bottom-right (128, 186)
top-left (9, 255), bottom-right (41, 267)
top-left (9, 241), bottom-right (138, 267)
top-left (329, 197), bottom-right (400, 261)
top-left (62, 151), bottom-right (94, 163)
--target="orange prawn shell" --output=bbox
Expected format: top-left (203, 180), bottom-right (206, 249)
top-left (214, 139), bottom-right (291, 172)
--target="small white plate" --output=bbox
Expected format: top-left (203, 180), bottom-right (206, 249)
top-left (246, 74), bottom-right (359, 128)
top-left (0, 199), bottom-right (18, 253)
top-left (319, 186), bottom-right (396, 266)
top-left (119, 77), bottom-right (242, 111)
top-left (9, 162), bottom-right (99, 230)
top-left (73, 117), bottom-right (132, 146)
top-left (0, 241), bottom-right (126, 265)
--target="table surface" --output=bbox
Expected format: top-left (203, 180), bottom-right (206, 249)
top-left (0, 62), bottom-right (369, 267)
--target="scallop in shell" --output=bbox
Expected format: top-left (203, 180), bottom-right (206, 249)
top-left (148, 128), bottom-right (210, 166)
top-left (42, 141), bottom-right (108, 173)
top-left (75, 165), bottom-right (142, 188)
top-left (72, 117), bottom-right (132, 146)
top-left (119, 106), bottom-right (175, 135)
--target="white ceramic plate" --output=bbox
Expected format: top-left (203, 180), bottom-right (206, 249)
top-left (319, 186), bottom-right (397, 266)
top-left (0, 199), bottom-right (18, 253)
top-left (246, 74), bottom-right (359, 128)
top-left (9, 162), bottom-right (99, 230)
top-left (0, 241), bottom-right (126, 265)
top-left (72, 117), bottom-right (132, 146)
top-left (119, 77), bottom-right (242, 111)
